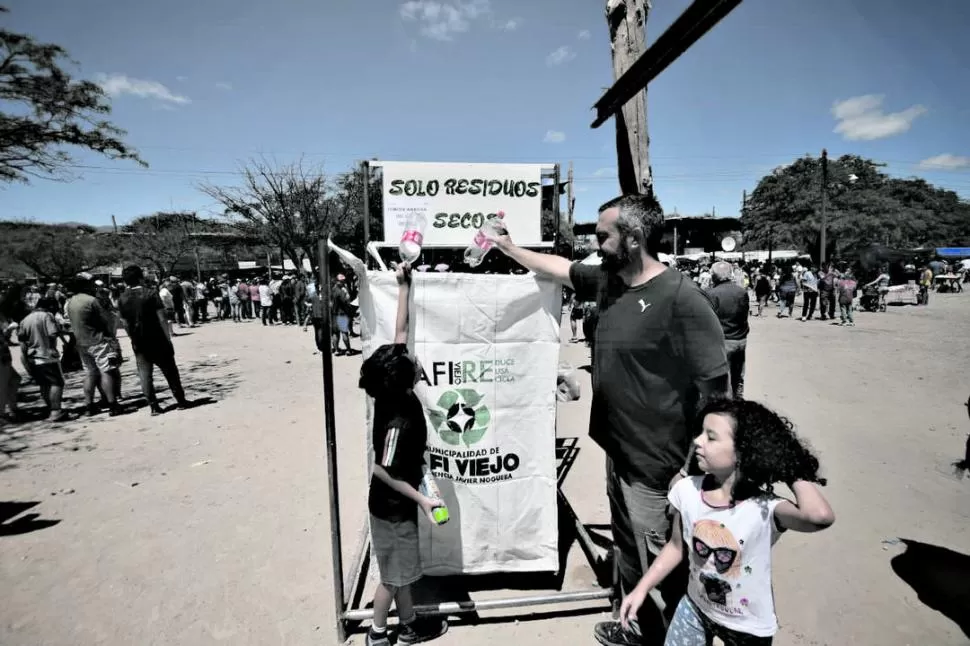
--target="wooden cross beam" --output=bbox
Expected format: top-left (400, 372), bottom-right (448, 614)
top-left (591, 0), bottom-right (743, 129)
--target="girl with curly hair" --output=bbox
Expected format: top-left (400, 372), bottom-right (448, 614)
top-left (619, 398), bottom-right (835, 645)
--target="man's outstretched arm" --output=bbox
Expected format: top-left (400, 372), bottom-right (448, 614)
top-left (492, 225), bottom-right (574, 288)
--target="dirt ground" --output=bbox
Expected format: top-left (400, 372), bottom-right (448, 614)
top-left (2, 290), bottom-right (968, 646)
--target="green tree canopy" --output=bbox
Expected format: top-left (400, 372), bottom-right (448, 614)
top-left (0, 221), bottom-right (122, 282)
top-left (742, 154), bottom-right (970, 262)
top-left (0, 7), bottom-right (146, 183)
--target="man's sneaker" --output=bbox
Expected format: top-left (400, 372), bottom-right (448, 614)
top-left (593, 621), bottom-right (641, 646)
top-left (397, 617), bottom-right (448, 645)
top-left (365, 628), bottom-right (390, 646)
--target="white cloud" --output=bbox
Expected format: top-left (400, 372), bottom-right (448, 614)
top-left (578, 29), bottom-right (591, 40)
top-left (546, 45), bottom-right (576, 66)
top-left (215, 81), bottom-right (233, 91)
top-left (831, 94), bottom-right (926, 141)
top-left (919, 153), bottom-right (970, 170)
top-left (499, 18), bottom-right (520, 31)
top-left (400, 0), bottom-right (490, 41)
top-left (176, 75), bottom-right (188, 82)
top-left (96, 73), bottom-right (190, 105)
top-left (593, 167), bottom-right (616, 177)
top-left (544, 130), bottom-right (566, 143)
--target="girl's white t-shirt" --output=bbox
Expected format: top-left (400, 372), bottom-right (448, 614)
top-left (668, 476), bottom-right (786, 638)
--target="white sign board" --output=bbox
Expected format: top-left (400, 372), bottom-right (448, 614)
top-left (378, 161), bottom-right (544, 247)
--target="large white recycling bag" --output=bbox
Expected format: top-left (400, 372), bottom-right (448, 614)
top-left (334, 243), bottom-right (561, 575)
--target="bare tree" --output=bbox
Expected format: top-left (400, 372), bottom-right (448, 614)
top-left (122, 212), bottom-right (198, 276)
top-left (199, 158), bottom-right (359, 272)
top-left (606, 0), bottom-right (653, 199)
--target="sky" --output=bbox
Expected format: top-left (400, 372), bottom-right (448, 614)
top-left (3, 0), bottom-right (970, 227)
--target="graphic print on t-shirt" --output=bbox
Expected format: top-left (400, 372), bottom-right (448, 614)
top-left (692, 519), bottom-right (744, 610)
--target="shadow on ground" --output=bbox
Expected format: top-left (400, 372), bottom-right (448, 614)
top-left (0, 501), bottom-right (61, 536)
top-left (891, 538), bottom-right (970, 639)
top-left (0, 355), bottom-right (239, 468)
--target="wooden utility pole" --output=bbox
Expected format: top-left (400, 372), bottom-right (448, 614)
top-left (566, 161), bottom-right (575, 225)
top-left (819, 148), bottom-right (828, 266)
top-left (607, 0), bottom-right (652, 196)
top-left (593, 0), bottom-right (743, 130)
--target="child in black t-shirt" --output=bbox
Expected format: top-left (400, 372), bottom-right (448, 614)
top-left (358, 262), bottom-right (448, 646)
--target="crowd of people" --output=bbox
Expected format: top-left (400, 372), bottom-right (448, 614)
top-left (0, 267), bottom-right (364, 424)
top-left (0, 268), bottom-right (202, 423)
top-left (568, 254), bottom-right (968, 350)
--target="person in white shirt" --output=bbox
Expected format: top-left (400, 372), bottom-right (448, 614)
top-left (268, 275), bottom-right (282, 323)
top-left (158, 281), bottom-right (175, 337)
top-left (258, 278), bottom-right (274, 326)
top-left (618, 399), bottom-right (835, 645)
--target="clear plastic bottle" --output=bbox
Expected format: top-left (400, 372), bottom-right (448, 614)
top-left (399, 212), bottom-right (427, 264)
top-left (419, 465), bottom-right (449, 525)
top-left (464, 211), bottom-right (505, 268)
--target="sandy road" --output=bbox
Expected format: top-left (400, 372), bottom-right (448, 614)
top-left (1, 291), bottom-right (968, 646)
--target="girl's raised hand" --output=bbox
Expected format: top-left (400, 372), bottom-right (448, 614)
top-left (618, 585), bottom-right (648, 630)
top-left (396, 262), bottom-right (412, 285)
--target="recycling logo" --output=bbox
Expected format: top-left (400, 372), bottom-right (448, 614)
top-left (427, 389), bottom-right (490, 447)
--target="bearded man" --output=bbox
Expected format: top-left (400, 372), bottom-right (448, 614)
top-left (489, 194), bottom-right (729, 646)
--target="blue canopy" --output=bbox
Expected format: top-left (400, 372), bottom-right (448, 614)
top-left (936, 247), bottom-right (970, 257)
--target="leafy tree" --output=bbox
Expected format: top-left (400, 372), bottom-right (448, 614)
top-left (0, 221), bottom-right (122, 282)
top-left (742, 154), bottom-right (970, 262)
top-left (0, 6), bottom-right (146, 183)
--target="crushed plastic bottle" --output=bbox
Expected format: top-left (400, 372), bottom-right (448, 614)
top-left (399, 212), bottom-right (427, 264)
top-left (419, 465), bottom-right (449, 525)
top-left (464, 211), bottom-right (506, 268)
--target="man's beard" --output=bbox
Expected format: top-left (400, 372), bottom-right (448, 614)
top-left (600, 242), bottom-right (637, 274)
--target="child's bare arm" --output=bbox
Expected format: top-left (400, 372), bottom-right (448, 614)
top-left (634, 514), bottom-right (684, 591)
top-left (619, 515), bottom-right (685, 629)
top-left (373, 464), bottom-right (443, 524)
top-left (394, 263), bottom-right (411, 345)
top-left (774, 481), bottom-right (835, 532)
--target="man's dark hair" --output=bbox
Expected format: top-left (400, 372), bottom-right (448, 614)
top-left (598, 193), bottom-right (665, 259)
top-left (68, 277), bottom-right (94, 296)
top-left (36, 297), bottom-right (59, 313)
top-left (122, 265), bottom-right (144, 286)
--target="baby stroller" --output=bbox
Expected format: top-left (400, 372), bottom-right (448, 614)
top-left (860, 285), bottom-right (883, 312)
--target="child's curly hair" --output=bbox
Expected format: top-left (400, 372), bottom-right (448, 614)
top-left (358, 343), bottom-right (416, 399)
top-left (696, 398), bottom-right (827, 501)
